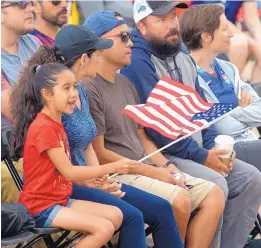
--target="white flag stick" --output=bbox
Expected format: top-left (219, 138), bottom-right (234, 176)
top-left (108, 106), bottom-right (240, 179)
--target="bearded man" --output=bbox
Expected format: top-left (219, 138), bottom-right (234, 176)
top-left (31, 0), bottom-right (68, 46)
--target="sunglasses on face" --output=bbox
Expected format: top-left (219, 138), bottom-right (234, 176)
top-left (51, 1), bottom-right (62, 6)
top-left (1, 1), bottom-right (33, 9)
top-left (51, 1), bottom-right (68, 6)
top-left (105, 31), bottom-right (132, 44)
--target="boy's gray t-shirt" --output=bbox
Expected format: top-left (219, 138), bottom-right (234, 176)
top-left (83, 73), bottom-right (145, 160)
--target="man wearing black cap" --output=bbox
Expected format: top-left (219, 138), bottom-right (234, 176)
top-left (121, 1), bottom-right (261, 248)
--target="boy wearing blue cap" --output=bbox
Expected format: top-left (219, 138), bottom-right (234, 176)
top-left (83, 11), bottom-right (225, 248)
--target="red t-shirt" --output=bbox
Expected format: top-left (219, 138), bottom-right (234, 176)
top-left (19, 113), bottom-right (72, 216)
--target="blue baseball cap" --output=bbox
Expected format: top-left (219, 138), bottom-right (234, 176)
top-left (83, 11), bottom-right (127, 37)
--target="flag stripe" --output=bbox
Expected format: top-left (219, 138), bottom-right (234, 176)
top-left (161, 103), bottom-right (198, 132)
top-left (145, 105), bottom-right (191, 132)
top-left (148, 95), bottom-right (193, 119)
top-left (150, 82), bottom-right (213, 110)
top-left (122, 107), bottom-right (180, 140)
top-left (167, 99), bottom-right (193, 117)
top-left (124, 105), bottom-right (180, 134)
top-left (148, 92), bottom-right (173, 106)
top-left (148, 88), bottom-right (213, 112)
top-left (176, 97), bottom-right (197, 115)
top-left (165, 101), bottom-right (192, 119)
top-left (147, 77), bottom-right (214, 109)
top-left (193, 120), bottom-right (208, 127)
top-left (137, 106), bottom-right (181, 133)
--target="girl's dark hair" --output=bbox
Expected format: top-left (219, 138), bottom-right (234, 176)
top-left (11, 45), bottom-right (96, 157)
top-left (11, 62), bottom-right (69, 157)
top-left (179, 4), bottom-right (224, 51)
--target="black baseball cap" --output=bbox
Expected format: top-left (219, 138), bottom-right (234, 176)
top-left (55, 25), bottom-right (114, 60)
top-left (133, 0), bottom-right (188, 23)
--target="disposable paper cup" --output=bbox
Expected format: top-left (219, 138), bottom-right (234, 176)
top-left (214, 135), bottom-right (235, 176)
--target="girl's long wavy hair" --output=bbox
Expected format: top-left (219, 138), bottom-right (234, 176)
top-left (11, 45), bottom-right (95, 157)
top-left (11, 51), bottom-right (69, 157)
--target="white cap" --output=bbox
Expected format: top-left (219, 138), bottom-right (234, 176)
top-left (133, 0), bottom-right (153, 23)
top-left (133, 0), bottom-right (188, 23)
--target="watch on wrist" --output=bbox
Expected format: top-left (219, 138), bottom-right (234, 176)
top-left (163, 160), bottom-right (172, 168)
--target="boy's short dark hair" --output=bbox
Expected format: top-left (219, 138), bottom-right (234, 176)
top-left (179, 4), bottom-right (224, 51)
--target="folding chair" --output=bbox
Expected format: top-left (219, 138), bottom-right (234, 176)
top-left (1, 232), bottom-right (35, 248)
top-left (1, 127), bottom-right (83, 248)
top-left (249, 214), bottom-right (261, 241)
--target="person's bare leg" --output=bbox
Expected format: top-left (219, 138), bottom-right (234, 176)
top-left (186, 186), bottom-right (225, 248)
top-left (69, 199), bottom-right (123, 231)
top-left (247, 37), bottom-right (261, 83)
top-left (171, 189), bottom-right (191, 242)
top-left (226, 22), bottom-right (261, 82)
top-left (50, 200), bottom-right (121, 248)
top-left (228, 33), bottom-right (249, 73)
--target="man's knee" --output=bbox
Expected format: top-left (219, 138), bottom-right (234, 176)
top-left (200, 186), bottom-right (225, 212)
top-left (172, 189), bottom-right (191, 218)
top-left (247, 165), bottom-right (261, 191)
top-left (210, 176), bottom-right (229, 200)
top-left (231, 160), bottom-right (261, 198)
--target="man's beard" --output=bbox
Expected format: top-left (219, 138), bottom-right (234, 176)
top-left (41, 8), bottom-right (67, 27)
top-left (148, 28), bottom-right (181, 57)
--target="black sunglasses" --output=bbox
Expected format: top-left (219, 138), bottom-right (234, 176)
top-left (51, 1), bottom-right (69, 6)
top-left (1, 1), bottom-right (33, 9)
top-left (105, 31), bottom-right (132, 44)
top-left (51, 1), bottom-right (62, 6)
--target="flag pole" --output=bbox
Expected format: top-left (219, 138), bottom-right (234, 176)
top-left (108, 106), bottom-right (240, 179)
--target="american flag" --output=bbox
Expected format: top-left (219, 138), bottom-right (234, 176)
top-left (122, 76), bottom-right (237, 140)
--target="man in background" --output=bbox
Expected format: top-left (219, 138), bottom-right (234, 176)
top-left (1, 0), bottom-right (40, 203)
top-left (31, 0), bottom-right (68, 46)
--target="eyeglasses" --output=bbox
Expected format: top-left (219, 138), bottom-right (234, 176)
top-left (104, 31), bottom-right (132, 44)
top-left (1, 1), bottom-right (33, 9)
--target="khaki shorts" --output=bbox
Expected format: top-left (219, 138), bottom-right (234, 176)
top-left (115, 173), bottom-right (215, 212)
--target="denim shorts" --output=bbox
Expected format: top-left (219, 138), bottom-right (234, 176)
top-left (33, 199), bottom-right (74, 228)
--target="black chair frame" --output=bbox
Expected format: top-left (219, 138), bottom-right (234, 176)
top-left (1, 231), bottom-right (35, 248)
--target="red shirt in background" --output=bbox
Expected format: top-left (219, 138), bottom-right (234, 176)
top-left (19, 113), bottom-right (72, 216)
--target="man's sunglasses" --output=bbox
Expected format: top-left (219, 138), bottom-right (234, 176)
top-left (105, 31), bottom-right (132, 44)
top-left (51, 1), bottom-right (65, 6)
top-left (1, 1), bottom-right (64, 9)
top-left (1, 1), bottom-right (33, 9)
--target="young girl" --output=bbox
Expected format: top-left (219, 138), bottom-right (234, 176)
top-left (10, 61), bottom-right (141, 248)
